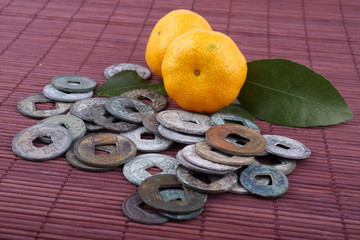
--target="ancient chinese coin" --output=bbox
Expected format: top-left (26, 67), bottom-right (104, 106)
top-left (17, 93), bottom-right (71, 118)
top-left (51, 75), bottom-right (96, 93)
top-left (12, 123), bottom-right (72, 161)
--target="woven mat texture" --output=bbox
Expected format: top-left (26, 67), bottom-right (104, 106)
top-left (0, 0), bottom-right (359, 239)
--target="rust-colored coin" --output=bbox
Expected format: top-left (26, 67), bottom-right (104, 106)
top-left (74, 133), bottom-right (137, 168)
top-left (175, 165), bottom-right (237, 193)
top-left (206, 124), bottom-right (266, 156)
top-left (195, 141), bottom-right (255, 166)
top-left (122, 192), bottom-right (169, 225)
top-left (120, 89), bottom-right (167, 112)
top-left (139, 174), bottom-right (207, 214)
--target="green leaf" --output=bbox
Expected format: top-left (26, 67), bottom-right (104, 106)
top-left (238, 59), bottom-right (353, 127)
top-left (217, 103), bottom-right (255, 121)
top-left (96, 70), bottom-right (167, 97)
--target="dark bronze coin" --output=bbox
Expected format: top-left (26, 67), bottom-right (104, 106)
top-left (12, 123), bottom-right (72, 161)
top-left (195, 141), bottom-right (255, 166)
top-left (74, 133), bottom-right (137, 168)
top-left (51, 75), bottom-right (97, 93)
top-left (206, 124), bottom-right (266, 156)
top-left (240, 165), bottom-right (289, 198)
top-left (120, 89), bottom-right (167, 112)
top-left (105, 97), bottom-right (156, 124)
top-left (90, 104), bottom-right (139, 132)
top-left (66, 144), bottom-right (116, 172)
top-left (142, 114), bottom-right (160, 135)
top-left (175, 165), bottom-right (238, 193)
top-left (17, 93), bottom-right (71, 118)
top-left (122, 192), bottom-right (169, 225)
top-left (139, 174), bottom-right (208, 214)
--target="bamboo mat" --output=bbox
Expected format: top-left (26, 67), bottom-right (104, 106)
top-left (0, 0), bottom-right (359, 239)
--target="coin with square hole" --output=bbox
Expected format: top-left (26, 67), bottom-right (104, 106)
top-left (105, 97), bottom-right (156, 124)
top-left (206, 124), bottom-right (266, 156)
top-left (74, 133), bottom-right (137, 168)
top-left (122, 127), bottom-right (173, 152)
top-left (12, 123), bottom-right (72, 161)
top-left (157, 189), bottom-right (204, 220)
top-left (182, 145), bottom-right (241, 172)
top-left (143, 114), bottom-right (160, 135)
top-left (66, 144), bottom-right (117, 172)
top-left (256, 155), bottom-right (296, 175)
top-left (211, 113), bottom-right (261, 133)
top-left (158, 125), bottom-right (205, 144)
top-left (17, 93), bottom-right (71, 118)
top-left (176, 150), bottom-right (230, 175)
top-left (120, 89), bottom-right (167, 112)
top-left (51, 75), bottom-right (96, 93)
top-left (90, 105), bottom-right (139, 132)
top-left (176, 165), bottom-right (237, 193)
top-left (70, 98), bottom-right (108, 122)
top-left (122, 192), bottom-right (169, 225)
top-left (39, 114), bottom-right (86, 143)
top-left (43, 84), bottom-right (93, 102)
top-left (139, 174), bottom-right (208, 214)
top-left (156, 110), bottom-right (212, 135)
top-left (104, 63), bottom-right (151, 79)
top-left (264, 135), bottom-right (311, 159)
top-left (240, 165), bottom-right (289, 198)
top-left (195, 141), bottom-right (255, 166)
top-left (123, 154), bottom-right (179, 185)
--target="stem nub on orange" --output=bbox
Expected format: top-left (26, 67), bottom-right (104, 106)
top-left (162, 29), bottom-right (248, 114)
top-left (145, 9), bottom-right (212, 79)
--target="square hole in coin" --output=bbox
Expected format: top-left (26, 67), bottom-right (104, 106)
top-left (255, 175), bottom-right (272, 185)
top-left (225, 134), bottom-right (250, 147)
top-left (276, 143), bottom-right (290, 150)
top-left (94, 144), bottom-right (116, 155)
top-left (125, 106), bottom-right (139, 113)
top-left (138, 96), bottom-right (152, 105)
top-left (159, 187), bottom-right (186, 201)
top-left (141, 132), bottom-right (155, 140)
top-left (68, 81), bottom-right (81, 86)
top-left (35, 102), bottom-right (56, 110)
top-left (145, 165), bottom-right (163, 175)
top-left (224, 119), bottom-right (245, 126)
top-left (32, 136), bottom-right (53, 148)
top-left (183, 118), bottom-right (198, 125)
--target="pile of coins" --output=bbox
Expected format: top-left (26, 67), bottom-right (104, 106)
top-left (12, 63), bottom-right (312, 225)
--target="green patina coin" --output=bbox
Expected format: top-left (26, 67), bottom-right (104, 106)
top-left (240, 165), bottom-right (288, 198)
top-left (52, 75), bottom-right (96, 93)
